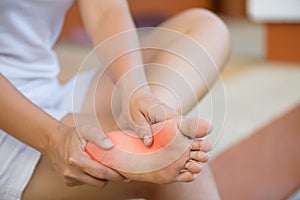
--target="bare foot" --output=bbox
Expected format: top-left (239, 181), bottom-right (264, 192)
top-left (85, 118), bottom-right (212, 184)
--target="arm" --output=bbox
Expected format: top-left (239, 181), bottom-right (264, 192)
top-left (0, 73), bottom-right (60, 153)
top-left (0, 74), bottom-right (124, 187)
top-left (78, 0), bottom-right (150, 94)
top-left (78, 0), bottom-right (180, 145)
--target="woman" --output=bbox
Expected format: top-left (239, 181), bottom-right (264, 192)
top-left (0, 0), bottom-right (230, 199)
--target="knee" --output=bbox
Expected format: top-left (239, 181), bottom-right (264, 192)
top-left (182, 8), bottom-right (230, 41)
top-left (182, 8), bottom-right (231, 61)
top-left (182, 8), bottom-right (225, 26)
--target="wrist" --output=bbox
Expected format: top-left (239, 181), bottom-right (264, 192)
top-left (45, 120), bottom-right (70, 158)
top-left (113, 65), bottom-right (151, 96)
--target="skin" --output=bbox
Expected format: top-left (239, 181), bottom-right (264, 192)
top-left (0, 0), bottom-right (230, 199)
top-left (86, 119), bottom-right (212, 184)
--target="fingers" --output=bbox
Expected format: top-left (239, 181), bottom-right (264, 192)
top-left (178, 118), bottom-right (212, 139)
top-left (61, 126), bottom-right (124, 188)
top-left (67, 152), bottom-right (124, 182)
top-left (148, 103), bottom-right (179, 123)
top-left (129, 114), bottom-right (153, 146)
top-left (63, 146), bottom-right (124, 188)
top-left (126, 93), bottom-right (155, 146)
top-left (148, 103), bottom-right (168, 123)
top-left (77, 125), bottom-right (113, 149)
top-left (133, 103), bottom-right (178, 146)
top-left (130, 95), bottom-right (179, 146)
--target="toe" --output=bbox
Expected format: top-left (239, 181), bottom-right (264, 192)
top-left (178, 118), bottom-right (212, 139)
top-left (191, 140), bottom-right (212, 152)
top-left (184, 160), bottom-right (203, 174)
top-left (175, 171), bottom-right (195, 182)
top-left (190, 151), bottom-right (209, 162)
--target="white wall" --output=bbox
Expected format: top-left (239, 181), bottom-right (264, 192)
top-left (247, 0), bottom-right (300, 22)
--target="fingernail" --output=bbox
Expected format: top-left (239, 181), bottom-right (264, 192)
top-left (103, 138), bottom-right (113, 148)
top-left (193, 174), bottom-right (198, 179)
top-left (143, 135), bottom-right (152, 146)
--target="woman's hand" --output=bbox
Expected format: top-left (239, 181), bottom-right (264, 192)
top-left (46, 122), bottom-right (125, 188)
top-left (0, 74), bottom-right (125, 188)
top-left (117, 89), bottom-right (181, 146)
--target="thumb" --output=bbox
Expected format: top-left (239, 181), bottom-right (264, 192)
top-left (77, 125), bottom-right (114, 149)
top-left (129, 115), bottom-right (153, 146)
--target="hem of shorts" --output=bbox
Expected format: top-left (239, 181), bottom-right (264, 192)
top-left (19, 152), bottom-right (41, 200)
top-left (2, 152), bottom-right (41, 200)
top-left (18, 111), bottom-right (68, 200)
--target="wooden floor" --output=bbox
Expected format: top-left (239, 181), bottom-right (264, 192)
top-left (210, 104), bottom-right (300, 200)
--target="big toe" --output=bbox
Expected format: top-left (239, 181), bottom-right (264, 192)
top-left (178, 118), bottom-right (212, 139)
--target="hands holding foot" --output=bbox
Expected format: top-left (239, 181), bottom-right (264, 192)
top-left (46, 123), bottom-right (126, 188)
top-left (86, 90), bottom-right (213, 184)
top-left (86, 118), bottom-right (212, 184)
top-left (48, 91), bottom-right (213, 188)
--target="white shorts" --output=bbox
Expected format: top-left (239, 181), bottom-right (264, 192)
top-left (0, 70), bottom-right (96, 200)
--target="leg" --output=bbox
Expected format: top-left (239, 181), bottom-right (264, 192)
top-left (86, 118), bottom-right (211, 184)
top-left (23, 69), bottom-right (209, 200)
top-left (81, 8), bottom-right (228, 198)
top-left (72, 7), bottom-right (229, 198)
top-left (22, 158), bottom-right (155, 200)
top-left (81, 8), bottom-right (230, 125)
top-left (140, 8), bottom-right (229, 199)
top-left (142, 8), bottom-right (230, 113)
top-left (22, 115), bottom-right (155, 200)
top-left (23, 8), bottom-right (229, 199)
top-left (152, 165), bottom-right (220, 200)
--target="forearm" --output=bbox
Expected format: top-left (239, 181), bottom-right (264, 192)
top-left (79, 0), bottom-right (150, 96)
top-left (0, 74), bottom-right (67, 154)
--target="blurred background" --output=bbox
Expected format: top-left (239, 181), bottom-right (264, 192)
top-left (54, 0), bottom-right (300, 199)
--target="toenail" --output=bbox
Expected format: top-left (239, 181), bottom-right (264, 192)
top-left (207, 125), bottom-right (213, 134)
top-left (198, 152), bottom-right (207, 159)
top-left (198, 163), bottom-right (203, 169)
top-left (180, 169), bottom-right (188, 173)
top-left (185, 161), bottom-right (191, 168)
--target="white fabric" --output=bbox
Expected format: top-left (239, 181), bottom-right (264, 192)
top-left (0, 0), bottom-right (81, 199)
top-left (0, 70), bottom-right (96, 200)
top-left (0, 0), bottom-right (72, 108)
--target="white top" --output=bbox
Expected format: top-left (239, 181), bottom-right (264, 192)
top-left (0, 0), bottom-right (73, 108)
top-left (0, 0), bottom-right (74, 199)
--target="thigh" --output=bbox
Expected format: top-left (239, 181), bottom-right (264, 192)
top-left (22, 156), bottom-right (154, 200)
top-left (79, 69), bottom-right (122, 132)
top-left (152, 165), bottom-right (220, 200)
top-left (22, 113), bottom-right (155, 200)
top-left (140, 9), bottom-right (230, 113)
top-left (141, 8), bottom-right (230, 67)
